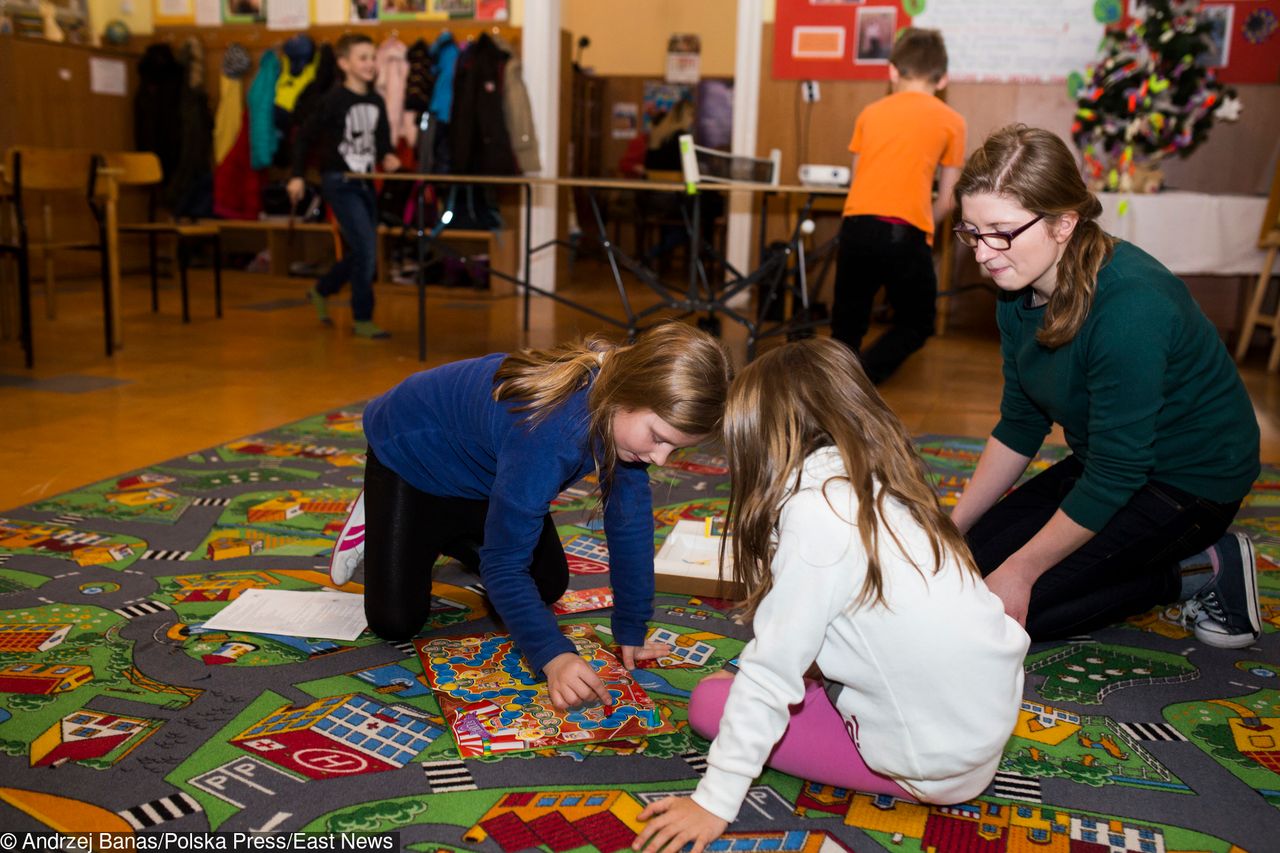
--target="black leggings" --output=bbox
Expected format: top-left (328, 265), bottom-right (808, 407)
top-left (362, 447), bottom-right (570, 641)
top-left (966, 455), bottom-right (1240, 640)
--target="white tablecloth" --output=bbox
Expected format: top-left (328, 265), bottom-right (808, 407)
top-left (1097, 191), bottom-right (1270, 277)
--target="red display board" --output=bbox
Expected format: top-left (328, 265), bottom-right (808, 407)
top-left (774, 0), bottom-right (907, 81)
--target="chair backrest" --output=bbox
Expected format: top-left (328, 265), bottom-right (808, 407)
top-left (5, 147), bottom-right (98, 193)
top-left (99, 151), bottom-right (163, 188)
top-left (677, 134), bottom-right (782, 189)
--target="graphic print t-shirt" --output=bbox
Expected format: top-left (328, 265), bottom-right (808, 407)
top-left (291, 86), bottom-right (392, 176)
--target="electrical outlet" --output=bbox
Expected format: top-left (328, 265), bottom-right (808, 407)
top-left (801, 80), bottom-right (820, 103)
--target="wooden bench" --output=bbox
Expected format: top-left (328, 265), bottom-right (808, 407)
top-left (206, 219), bottom-right (517, 298)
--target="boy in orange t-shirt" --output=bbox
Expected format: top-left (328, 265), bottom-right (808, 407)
top-left (831, 28), bottom-right (965, 384)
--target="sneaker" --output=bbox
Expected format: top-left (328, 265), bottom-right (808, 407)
top-left (354, 320), bottom-right (391, 339)
top-left (307, 287), bottom-right (333, 326)
top-left (1183, 532), bottom-right (1262, 649)
top-left (329, 490), bottom-right (366, 586)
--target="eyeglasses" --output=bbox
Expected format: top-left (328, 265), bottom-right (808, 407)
top-left (953, 214), bottom-right (1045, 250)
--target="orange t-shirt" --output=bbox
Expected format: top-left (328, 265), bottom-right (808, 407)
top-left (842, 91), bottom-right (966, 243)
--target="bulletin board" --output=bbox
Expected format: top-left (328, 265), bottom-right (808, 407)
top-left (773, 0), bottom-right (1280, 85)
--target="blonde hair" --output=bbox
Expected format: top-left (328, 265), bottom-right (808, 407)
top-left (954, 125), bottom-right (1114, 348)
top-left (493, 322), bottom-right (731, 483)
top-left (722, 338), bottom-right (977, 617)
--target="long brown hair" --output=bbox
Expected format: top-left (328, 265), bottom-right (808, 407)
top-left (493, 322), bottom-right (731, 483)
top-left (953, 125), bottom-right (1114, 348)
top-left (723, 338), bottom-right (977, 617)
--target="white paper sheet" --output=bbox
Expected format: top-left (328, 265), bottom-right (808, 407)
top-left (268, 0), bottom-right (310, 30)
top-left (195, 0), bottom-right (222, 26)
top-left (654, 519), bottom-right (731, 580)
top-left (201, 588), bottom-right (368, 641)
top-left (89, 57), bottom-right (127, 97)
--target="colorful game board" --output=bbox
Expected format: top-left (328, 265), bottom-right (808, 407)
top-left (415, 624), bottom-right (675, 758)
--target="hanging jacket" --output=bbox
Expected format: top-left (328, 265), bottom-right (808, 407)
top-left (376, 35), bottom-right (412, 146)
top-left (450, 33), bottom-right (517, 175)
top-left (494, 33), bottom-right (539, 174)
top-left (214, 109), bottom-right (261, 220)
top-left (169, 37), bottom-right (214, 217)
top-left (275, 51), bottom-right (318, 113)
top-left (247, 49), bottom-right (282, 170)
top-left (405, 38), bottom-right (434, 114)
top-left (292, 42), bottom-right (338, 152)
top-left (214, 76), bottom-right (244, 166)
top-left (428, 31), bottom-right (459, 123)
top-left (134, 44), bottom-right (184, 184)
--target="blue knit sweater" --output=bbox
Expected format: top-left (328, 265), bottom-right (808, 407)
top-left (362, 354), bottom-right (656, 673)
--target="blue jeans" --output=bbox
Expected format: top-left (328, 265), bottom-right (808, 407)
top-left (966, 455), bottom-right (1240, 640)
top-left (317, 172), bottom-right (378, 322)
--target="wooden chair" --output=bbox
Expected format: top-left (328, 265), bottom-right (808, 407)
top-left (1233, 163), bottom-right (1280, 370)
top-left (98, 151), bottom-right (221, 323)
top-left (0, 147), bottom-right (112, 368)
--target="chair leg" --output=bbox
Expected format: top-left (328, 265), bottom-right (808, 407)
top-left (17, 235), bottom-right (33, 368)
top-left (212, 235), bottom-right (222, 319)
top-left (178, 239), bottom-right (191, 323)
top-left (1242, 245), bottom-right (1279, 365)
top-left (42, 202), bottom-right (56, 320)
top-left (149, 231), bottom-right (159, 313)
top-left (99, 219), bottom-right (113, 357)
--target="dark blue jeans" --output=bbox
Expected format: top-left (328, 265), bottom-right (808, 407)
top-left (966, 455), bottom-right (1240, 640)
top-left (830, 215), bottom-right (937, 384)
top-left (317, 172), bottom-right (378, 322)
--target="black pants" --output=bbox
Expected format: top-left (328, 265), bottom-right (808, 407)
top-left (966, 456), bottom-right (1240, 640)
top-left (830, 215), bottom-right (936, 384)
top-left (362, 447), bottom-right (570, 641)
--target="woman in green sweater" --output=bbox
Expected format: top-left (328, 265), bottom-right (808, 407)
top-left (948, 125), bottom-right (1262, 648)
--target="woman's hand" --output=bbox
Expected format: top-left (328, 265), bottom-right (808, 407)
top-left (382, 153), bottom-right (402, 173)
top-left (634, 797), bottom-right (728, 853)
top-left (620, 640), bottom-right (673, 670)
top-left (543, 652), bottom-right (611, 711)
top-left (983, 563), bottom-right (1034, 627)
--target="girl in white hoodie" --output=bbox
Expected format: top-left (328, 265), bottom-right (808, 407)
top-left (635, 337), bottom-right (1029, 853)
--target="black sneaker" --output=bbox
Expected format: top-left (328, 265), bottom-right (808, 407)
top-left (1185, 532), bottom-right (1262, 649)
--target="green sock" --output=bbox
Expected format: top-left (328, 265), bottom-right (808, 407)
top-left (307, 287), bottom-right (330, 323)
top-left (354, 320), bottom-right (390, 339)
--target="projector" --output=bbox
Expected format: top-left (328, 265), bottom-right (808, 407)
top-left (798, 164), bottom-right (850, 188)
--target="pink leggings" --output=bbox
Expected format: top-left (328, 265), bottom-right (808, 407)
top-left (688, 675), bottom-right (915, 800)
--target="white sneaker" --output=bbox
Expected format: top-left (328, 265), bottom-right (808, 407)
top-left (329, 490), bottom-right (366, 585)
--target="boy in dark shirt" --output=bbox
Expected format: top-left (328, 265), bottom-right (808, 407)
top-left (289, 33), bottom-right (400, 339)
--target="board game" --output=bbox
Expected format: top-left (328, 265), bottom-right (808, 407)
top-left (415, 624), bottom-right (676, 758)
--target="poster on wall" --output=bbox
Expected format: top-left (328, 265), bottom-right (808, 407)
top-left (380, 0), bottom-right (441, 21)
top-left (153, 0), bottom-right (196, 26)
top-left (223, 0), bottom-right (266, 24)
top-left (267, 0), bottom-right (307, 29)
top-left (666, 33), bottom-right (702, 83)
top-left (350, 0), bottom-right (378, 21)
top-left (642, 82), bottom-right (693, 129)
top-left (611, 103), bottom-right (639, 140)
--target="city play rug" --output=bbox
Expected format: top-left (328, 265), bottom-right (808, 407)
top-left (0, 406), bottom-right (1277, 853)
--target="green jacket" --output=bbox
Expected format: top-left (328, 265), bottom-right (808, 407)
top-left (992, 240), bottom-right (1259, 531)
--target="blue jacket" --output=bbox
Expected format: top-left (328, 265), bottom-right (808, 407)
top-left (247, 49), bottom-right (282, 170)
top-left (363, 353), bottom-right (656, 674)
top-left (428, 31), bottom-right (458, 123)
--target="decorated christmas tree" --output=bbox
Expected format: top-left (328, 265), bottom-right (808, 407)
top-left (1072, 0), bottom-right (1241, 193)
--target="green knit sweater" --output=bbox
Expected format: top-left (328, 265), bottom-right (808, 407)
top-left (992, 240), bottom-right (1259, 532)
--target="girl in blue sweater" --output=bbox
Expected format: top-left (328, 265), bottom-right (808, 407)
top-left (333, 323), bottom-right (731, 710)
